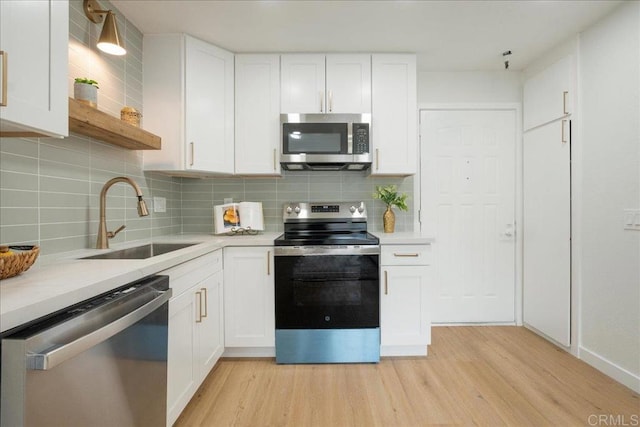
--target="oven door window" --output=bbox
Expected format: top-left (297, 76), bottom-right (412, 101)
top-left (282, 123), bottom-right (348, 154)
top-left (275, 254), bottom-right (379, 329)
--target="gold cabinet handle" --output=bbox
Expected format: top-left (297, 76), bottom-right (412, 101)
top-left (190, 142), bottom-right (195, 167)
top-left (561, 120), bottom-right (568, 143)
top-left (267, 250), bottom-right (271, 275)
top-left (319, 91), bottom-right (323, 112)
top-left (201, 287), bottom-right (208, 318)
top-left (384, 270), bottom-right (388, 295)
top-left (195, 290), bottom-right (202, 323)
top-left (393, 253), bottom-right (419, 257)
top-left (0, 51), bottom-right (7, 107)
top-left (328, 90), bottom-right (333, 112)
top-left (376, 148), bottom-right (379, 170)
top-left (273, 148), bottom-right (277, 171)
top-left (562, 91), bottom-right (569, 115)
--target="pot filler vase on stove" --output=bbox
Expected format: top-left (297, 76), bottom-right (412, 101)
top-left (274, 202), bottom-right (380, 364)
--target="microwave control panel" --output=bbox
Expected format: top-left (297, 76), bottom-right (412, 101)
top-left (352, 123), bottom-right (370, 154)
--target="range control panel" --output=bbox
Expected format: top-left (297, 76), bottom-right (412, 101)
top-left (283, 202), bottom-right (367, 221)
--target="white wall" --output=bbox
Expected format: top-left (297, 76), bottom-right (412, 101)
top-left (578, 0), bottom-right (640, 391)
top-left (418, 71), bottom-right (521, 104)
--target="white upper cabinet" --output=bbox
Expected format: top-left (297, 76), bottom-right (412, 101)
top-left (325, 54), bottom-right (371, 113)
top-left (280, 54), bottom-right (325, 113)
top-left (0, 0), bottom-right (68, 137)
top-left (523, 55), bottom-right (574, 131)
top-left (143, 34), bottom-right (234, 175)
top-left (371, 54), bottom-right (417, 176)
top-left (280, 54), bottom-right (371, 113)
top-left (235, 54), bottom-right (281, 175)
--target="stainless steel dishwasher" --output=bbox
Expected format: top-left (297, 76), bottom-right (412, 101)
top-left (0, 275), bottom-right (171, 427)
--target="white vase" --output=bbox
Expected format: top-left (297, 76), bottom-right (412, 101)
top-left (74, 82), bottom-right (98, 108)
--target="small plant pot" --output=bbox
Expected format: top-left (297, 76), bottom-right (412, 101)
top-left (383, 206), bottom-right (396, 233)
top-left (74, 82), bottom-right (98, 108)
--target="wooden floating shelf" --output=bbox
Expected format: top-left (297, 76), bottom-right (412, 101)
top-left (68, 98), bottom-right (161, 150)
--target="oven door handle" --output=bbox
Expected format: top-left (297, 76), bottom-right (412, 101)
top-left (291, 277), bottom-right (364, 283)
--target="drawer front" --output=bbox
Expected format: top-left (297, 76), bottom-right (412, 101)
top-left (163, 249), bottom-right (223, 298)
top-left (381, 245), bottom-right (431, 266)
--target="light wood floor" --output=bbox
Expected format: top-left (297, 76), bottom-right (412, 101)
top-left (176, 326), bottom-right (639, 426)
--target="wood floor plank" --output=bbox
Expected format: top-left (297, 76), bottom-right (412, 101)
top-left (175, 327), bottom-right (640, 427)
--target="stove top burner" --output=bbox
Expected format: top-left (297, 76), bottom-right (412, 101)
top-left (274, 231), bottom-right (379, 247)
top-left (275, 201), bottom-right (379, 246)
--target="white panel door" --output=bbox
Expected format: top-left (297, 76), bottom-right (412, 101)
top-left (421, 109), bottom-right (516, 323)
top-left (523, 120), bottom-right (571, 346)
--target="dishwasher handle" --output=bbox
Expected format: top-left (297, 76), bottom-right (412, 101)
top-left (26, 289), bottom-right (171, 371)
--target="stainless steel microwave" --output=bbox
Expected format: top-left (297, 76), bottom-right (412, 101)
top-left (280, 113), bottom-right (372, 171)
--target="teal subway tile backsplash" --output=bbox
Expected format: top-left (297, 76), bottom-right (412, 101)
top-left (180, 171), bottom-right (414, 234)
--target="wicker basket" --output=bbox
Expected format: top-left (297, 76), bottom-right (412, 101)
top-left (0, 245), bottom-right (40, 280)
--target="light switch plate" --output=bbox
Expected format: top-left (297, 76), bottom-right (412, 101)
top-left (224, 198), bottom-right (233, 204)
top-left (623, 209), bottom-right (640, 231)
top-left (153, 197), bottom-right (166, 213)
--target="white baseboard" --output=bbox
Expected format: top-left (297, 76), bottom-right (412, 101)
top-left (223, 347), bottom-right (275, 358)
top-left (381, 345), bottom-right (428, 357)
top-left (579, 346), bottom-right (640, 393)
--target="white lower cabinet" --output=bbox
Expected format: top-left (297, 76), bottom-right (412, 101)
top-left (165, 250), bottom-right (224, 426)
top-left (223, 246), bottom-right (275, 356)
top-left (380, 244), bottom-right (432, 356)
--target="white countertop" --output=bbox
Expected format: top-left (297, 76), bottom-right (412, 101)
top-left (0, 233), bottom-right (280, 333)
top-left (376, 232), bottom-right (435, 245)
top-left (0, 231), bottom-right (433, 334)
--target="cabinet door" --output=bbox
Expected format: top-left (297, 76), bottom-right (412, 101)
top-left (224, 247), bottom-right (275, 347)
top-left (0, 0), bottom-right (68, 137)
top-left (523, 55), bottom-right (573, 131)
top-left (185, 36), bottom-right (234, 173)
top-left (196, 270), bottom-right (225, 378)
top-left (167, 289), bottom-right (198, 426)
top-left (325, 54), bottom-right (371, 113)
top-left (523, 120), bottom-right (571, 346)
top-left (235, 54), bottom-right (281, 175)
top-left (381, 266), bottom-right (431, 347)
top-left (280, 54), bottom-right (325, 113)
top-left (371, 54), bottom-right (417, 175)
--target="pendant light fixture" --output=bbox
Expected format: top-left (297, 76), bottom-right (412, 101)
top-left (83, 0), bottom-right (126, 56)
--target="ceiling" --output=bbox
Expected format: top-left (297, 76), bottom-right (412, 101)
top-left (111, 0), bottom-right (622, 71)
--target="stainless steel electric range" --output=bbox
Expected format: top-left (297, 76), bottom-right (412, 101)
top-left (274, 202), bottom-right (380, 364)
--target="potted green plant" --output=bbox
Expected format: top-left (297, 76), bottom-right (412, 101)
top-left (373, 185), bottom-right (408, 233)
top-left (73, 77), bottom-right (99, 108)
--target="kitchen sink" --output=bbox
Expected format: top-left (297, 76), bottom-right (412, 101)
top-left (81, 243), bottom-right (198, 260)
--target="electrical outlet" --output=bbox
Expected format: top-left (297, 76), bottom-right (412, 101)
top-left (153, 197), bottom-right (166, 213)
top-left (224, 198), bottom-right (233, 204)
